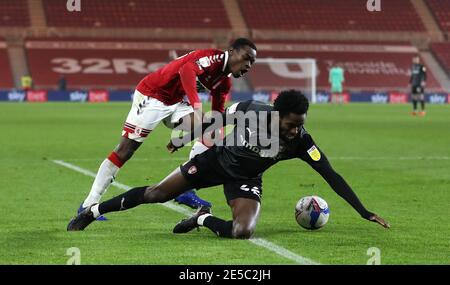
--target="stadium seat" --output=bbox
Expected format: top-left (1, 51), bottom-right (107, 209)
top-left (248, 41), bottom-right (441, 92)
top-left (0, 39), bottom-right (14, 88)
top-left (0, 0), bottom-right (30, 27)
top-left (426, 0), bottom-right (450, 32)
top-left (430, 43), bottom-right (450, 78)
top-left (25, 38), bottom-right (215, 89)
top-left (239, 0), bottom-right (426, 31)
top-left (43, 0), bottom-right (230, 28)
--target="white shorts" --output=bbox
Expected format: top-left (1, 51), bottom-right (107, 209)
top-left (122, 90), bottom-right (194, 142)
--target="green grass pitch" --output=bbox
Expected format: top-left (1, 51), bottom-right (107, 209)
top-left (0, 102), bottom-right (449, 264)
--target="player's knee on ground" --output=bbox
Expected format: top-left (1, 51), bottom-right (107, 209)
top-left (143, 185), bottom-right (171, 203)
top-left (231, 221), bottom-right (255, 239)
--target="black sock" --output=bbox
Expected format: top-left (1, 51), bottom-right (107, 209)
top-left (98, 186), bottom-right (147, 215)
top-left (412, 100), bottom-right (417, 111)
top-left (203, 216), bottom-right (233, 238)
top-left (420, 101), bottom-right (425, 111)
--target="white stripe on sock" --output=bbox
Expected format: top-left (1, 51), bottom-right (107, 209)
top-left (197, 213), bottom-right (212, 226)
top-left (91, 204), bottom-right (100, 218)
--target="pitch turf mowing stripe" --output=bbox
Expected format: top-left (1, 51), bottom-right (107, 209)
top-left (52, 159), bottom-right (320, 265)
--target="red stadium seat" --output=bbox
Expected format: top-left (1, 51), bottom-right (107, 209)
top-left (430, 43), bottom-right (450, 78)
top-left (25, 39), bottom-right (216, 89)
top-left (0, 40), bottom-right (14, 88)
top-left (43, 0), bottom-right (230, 28)
top-left (25, 38), bottom-right (444, 92)
top-left (249, 41), bottom-right (442, 92)
top-left (0, 0), bottom-right (30, 27)
top-left (426, 0), bottom-right (450, 32)
top-left (239, 0), bottom-right (426, 31)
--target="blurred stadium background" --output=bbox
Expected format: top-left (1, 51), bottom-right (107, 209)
top-left (0, 0), bottom-right (449, 103)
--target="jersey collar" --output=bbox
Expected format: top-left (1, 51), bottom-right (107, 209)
top-left (222, 51), bottom-right (229, 73)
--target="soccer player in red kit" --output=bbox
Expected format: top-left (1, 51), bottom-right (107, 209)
top-left (76, 38), bottom-right (257, 219)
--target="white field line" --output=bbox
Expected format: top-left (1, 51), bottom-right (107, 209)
top-left (52, 159), bottom-right (319, 265)
top-left (52, 160), bottom-right (192, 216)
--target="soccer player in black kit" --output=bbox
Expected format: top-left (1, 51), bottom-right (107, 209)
top-left (68, 90), bottom-right (390, 238)
top-left (410, 56), bottom-right (427, 116)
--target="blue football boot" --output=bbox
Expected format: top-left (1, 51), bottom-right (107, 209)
top-left (174, 190), bottom-right (212, 209)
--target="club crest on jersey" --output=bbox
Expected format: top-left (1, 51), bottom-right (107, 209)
top-left (134, 127), bottom-right (142, 136)
top-left (188, 165), bottom-right (197, 175)
top-left (307, 145), bottom-right (321, 161)
top-left (197, 57), bottom-right (211, 68)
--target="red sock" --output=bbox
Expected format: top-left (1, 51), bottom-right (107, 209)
top-left (108, 152), bottom-right (124, 168)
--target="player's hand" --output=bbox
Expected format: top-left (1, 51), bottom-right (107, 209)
top-left (369, 214), bottom-right (390, 229)
top-left (166, 140), bottom-right (182, 153)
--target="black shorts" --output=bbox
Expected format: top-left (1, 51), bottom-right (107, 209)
top-left (180, 149), bottom-right (263, 203)
top-left (412, 85), bottom-right (424, 94)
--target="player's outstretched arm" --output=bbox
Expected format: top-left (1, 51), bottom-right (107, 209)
top-left (369, 214), bottom-right (390, 229)
top-left (179, 61), bottom-right (203, 110)
top-left (322, 167), bottom-right (390, 229)
top-left (302, 150), bottom-right (390, 229)
top-left (318, 164), bottom-right (390, 229)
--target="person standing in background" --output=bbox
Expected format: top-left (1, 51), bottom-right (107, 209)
top-left (21, 74), bottom-right (33, 92)
top-left (58, 75), bottom-right (67, 91)
top-left (409, 56), bottom-right (427, 116)
top-left (329, 64), bottom-right (345, 104)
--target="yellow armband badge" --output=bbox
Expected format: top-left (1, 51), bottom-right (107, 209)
top-left (307, 145), bottom-right (321, 161)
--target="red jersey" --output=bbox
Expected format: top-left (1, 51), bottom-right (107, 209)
top-left (136, 49), bottom-right (231, 112)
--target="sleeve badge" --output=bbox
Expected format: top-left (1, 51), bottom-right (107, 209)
top-left (307, 145), bottom-right (321, 161)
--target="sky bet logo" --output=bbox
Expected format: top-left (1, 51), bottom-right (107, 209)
top-left (429, 94), bottom-right (447, 104)
top-left (371, 94), bottom-right (388, 103)
top-left (7, 90), bottom-right (26, 102)
top-left (69, 91), bottom-right (88, 102)
top-left (67, 0), bottom-right (81, 12)
top-left (316, 93), bottom-right (330, 104)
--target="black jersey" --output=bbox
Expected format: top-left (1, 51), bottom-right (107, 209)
top-left (211, 100), bottom-right (326, 180)
top-left (179, 100), bottom-right (374, 219)
top-left (410, 63), bottom-right (427, 87)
